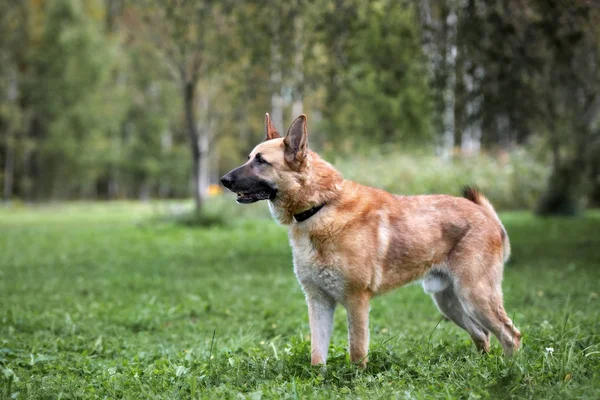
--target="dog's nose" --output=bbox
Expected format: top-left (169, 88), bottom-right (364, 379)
top-left (220, 174), bottom-right (233, 189)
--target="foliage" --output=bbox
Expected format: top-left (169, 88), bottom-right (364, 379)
top-left (115, 42), bottom-right (188, 199)
top-left (0, 0), bottom-right (192, 201)
top-left (421, 0), bottom-right (600, 213)
top-left (315, 0), bottom-right (434, 146)
top-left (324, 147), bottom-right (548, 210)
top-left (1, 204), bottom-right (599, 398)
top-left (22, 0), bottom-right (120, 198)
top-left (0, 0), bottom-right (598, 214)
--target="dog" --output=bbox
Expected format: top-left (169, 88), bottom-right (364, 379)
top-left (221, 113), bottom-right (521, 367)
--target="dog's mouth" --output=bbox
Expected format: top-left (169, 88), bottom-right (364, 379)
top-left (233, 181), bottom-right (277, 204)
top-left (235, 189), bottom-right (276, 204)
top-left (222, 172), bottom-right (277, 204)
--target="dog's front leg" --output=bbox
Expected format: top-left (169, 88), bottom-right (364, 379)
top-left (306, 290), bottom-right (336, 365)
top-left (346, 292), bottom-right (370, 367)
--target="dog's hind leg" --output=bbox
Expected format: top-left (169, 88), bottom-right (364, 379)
top-left (455, 279), bottom-right (521, 355)
top-left (306, 290), bottom-right (337, 365)
top-left (446, 229), bottom-right (521, 356)
top-left (432, 286), bottom-right (491, 352)
top-left (425, 272), bottom-right (491, 352)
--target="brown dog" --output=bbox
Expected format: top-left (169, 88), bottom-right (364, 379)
top-left (221, 113), bottom-right (521, 367)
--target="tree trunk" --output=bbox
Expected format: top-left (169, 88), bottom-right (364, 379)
top-left (420, 0), bottom-right (457, 159)
top-left (291, 13), bottom-right (304, 117)
top-left (198, 132), bottom-right (210, 203)
top-left (109, 133), bottom-right (121, 199)
top-left (589, 148), bottom-right (600, 207)
top-left (270, 18), bottom-right (284, 133)
top-left (183, 81), bottom-right (202, 213)
top-left (459, 54), bottom-right (483, 155)
top-left (158, 129), bottom-right (172, 198)
top-left (417, 0), bottom-right (434, 67)
top-left (454, 58), bottom-right (464, 151)
top-left (105, 0), bottom-right (121, 32)
top-left (211, 150), bottom-right (220, 190)
top-left (536, 114), bottom-right (587, 216)
top-left (3, 129), bottom-right (14, 202)
top-left (139, 180), bottom-right (151, 202)
top-left (441, 2), bottom-right (457, 160)
top-left (535, 160), bottom-right (582, 216)
top-left (196, 87), bottom-right (215, 205)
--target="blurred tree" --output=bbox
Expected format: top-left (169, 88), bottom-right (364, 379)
top-left (528, 0), bottom-right (600, 215)
top-left (133, 0), bottom-right (231, 212)
top-left (232, 1), bottom-right (307, 133)
top-left (417, 0), bottom-right (458, 157)
top-left (23, 0), bottom-right (118, 198)
top-left (113, 44), bottom-right (183, 200)
top-left (419, 0), bottom-right (600, 214)
top-left (0, 0), bottom-right (27, 201)
top-left (0, 0), bottom-right (597, 213)
top-left (315, 0), bottom-right (434, 148)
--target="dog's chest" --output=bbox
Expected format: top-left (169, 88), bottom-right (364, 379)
top-left (289, 228), bottom-right (346, 302)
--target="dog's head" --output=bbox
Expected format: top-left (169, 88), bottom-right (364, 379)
top-left (220, 113), bottom-right (309, 204)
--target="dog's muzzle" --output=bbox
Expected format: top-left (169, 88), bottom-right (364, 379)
top-left (221, 172), bottom-right (277, 204)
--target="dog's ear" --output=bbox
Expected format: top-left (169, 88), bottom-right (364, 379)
top-left (264, 113), bottom-right (281, 141)
top-left (283, 114), bottom-right (308, 167)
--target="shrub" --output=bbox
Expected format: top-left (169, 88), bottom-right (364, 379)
top-left (331, 148), bottom-right (550, 210)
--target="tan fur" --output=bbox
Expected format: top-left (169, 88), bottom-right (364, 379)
top-left (224, 114), bottom-right (521, 367)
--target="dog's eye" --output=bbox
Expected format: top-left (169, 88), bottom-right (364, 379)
top-left (255, 153), bottom-right (268, 165)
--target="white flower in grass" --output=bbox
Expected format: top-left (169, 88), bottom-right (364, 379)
top-left (545, 347), bottom-right (554, 354)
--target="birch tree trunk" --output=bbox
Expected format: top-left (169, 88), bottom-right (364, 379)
top-left (461, 62), bottom-right (482, 155)
top-left (441, 2), bottom-right (458, 160)
top-left (417, 0), bottom-right (434, 65)
top-left (139, 180), bottom-right (151, 202)
top-left (158, 129), bottom-right (172, 198)
top-left (183, 81), bottom-right (203, 213)
top-left (270, 17), bottom-right (284, 133)
top-left (196, 84), bottom-right (217, 204)
top-left (198, 132), bottom-right (210, 202)
top-left (418, 0), bottom-right (457, 159)
top-left (291, 13), bottom-right (304, 117)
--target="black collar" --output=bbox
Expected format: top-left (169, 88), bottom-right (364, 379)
top-left (294, 204), bottom-right (326, 222)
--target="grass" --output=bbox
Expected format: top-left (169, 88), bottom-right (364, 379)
top-left (1, 200), bottom-right (599, 399)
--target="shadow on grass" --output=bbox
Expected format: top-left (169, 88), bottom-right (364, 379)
top-left (169, 210), bottom-right (229, 228)
top-left (141, 208), bottom-right (230, 229)
top-left (485, 360), bottom-right (531, 400)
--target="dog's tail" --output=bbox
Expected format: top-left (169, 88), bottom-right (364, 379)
top-left (461, 185), bottom-right (511, 262)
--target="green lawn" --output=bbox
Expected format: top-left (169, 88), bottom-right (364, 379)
top-left (1, 202), bottom-right (599, 399)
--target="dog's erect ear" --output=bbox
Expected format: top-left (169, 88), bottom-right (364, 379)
top-left (283, 114), bottom-right (308, 166)
top-left (264, 113), bottom-right (281, 141)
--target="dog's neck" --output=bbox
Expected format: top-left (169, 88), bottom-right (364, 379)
top-left (268, 152), bottom-right (343, 225)
top-left (293, 203), bottom-right (326, 222)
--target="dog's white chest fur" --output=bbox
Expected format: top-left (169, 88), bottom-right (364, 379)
top-left (289, 229), bottom-right (347, 302)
